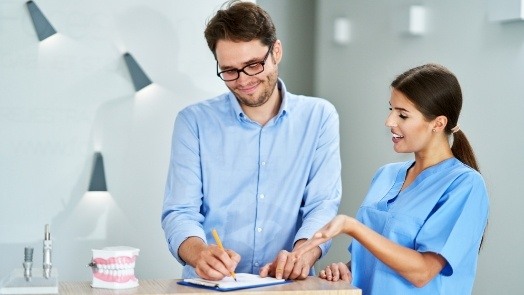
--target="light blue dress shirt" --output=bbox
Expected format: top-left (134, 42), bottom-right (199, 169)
top-left (162, 79), bottom-right (342, 278)
top-left (350, 158), bottom-right (489, 294)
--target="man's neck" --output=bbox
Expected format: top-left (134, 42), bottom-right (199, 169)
top-left (242, 89), bottom-right (282, 126)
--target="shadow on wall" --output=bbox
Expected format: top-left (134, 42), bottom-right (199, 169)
top-left (48, 6), bottom-right (213, 281)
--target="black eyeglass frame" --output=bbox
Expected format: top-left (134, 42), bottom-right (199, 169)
top-left (216, 43), bottom-right (274, 82)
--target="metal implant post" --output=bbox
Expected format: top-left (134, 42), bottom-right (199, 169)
top-left (43, 224), bottom-right (52, 279)
top-left (23, 246), bottom-right (34, 281)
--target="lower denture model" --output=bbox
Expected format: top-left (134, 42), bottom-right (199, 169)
top-left (89, 246), bottom-right (140, 289)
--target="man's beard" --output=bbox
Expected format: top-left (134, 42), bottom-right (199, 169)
top-left (231, 71), bottom-right (278, 108)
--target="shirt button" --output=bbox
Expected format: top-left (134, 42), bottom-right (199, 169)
top-left (254, 262), bottom-right (259, 267)
top-left (259, 194), bottom-right (265, 199)
top-left (257, 227), bottom-right (262, 232)
top-left (261, 161), bottom-right (266, 166)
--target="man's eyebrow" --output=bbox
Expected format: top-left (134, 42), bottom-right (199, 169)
top-left (219, 54), bottom-right (264, 70)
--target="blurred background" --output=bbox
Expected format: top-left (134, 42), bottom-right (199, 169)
top-left (1, 1), bottom-right (522, 294)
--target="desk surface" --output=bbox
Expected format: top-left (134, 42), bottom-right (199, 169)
top-left (59, 277), bottom-right (361, 295)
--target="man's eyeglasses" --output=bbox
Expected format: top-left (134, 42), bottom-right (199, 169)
top-left (216, 44), bottom-right (274, 82)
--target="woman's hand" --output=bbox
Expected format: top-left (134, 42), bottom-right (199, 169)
top-left (292, 215), bottom-right (351, 257)
top-left (318, 262), bottom-right (352, 282)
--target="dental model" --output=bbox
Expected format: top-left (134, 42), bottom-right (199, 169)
top-left (89, 246), bottom-right (140, 289)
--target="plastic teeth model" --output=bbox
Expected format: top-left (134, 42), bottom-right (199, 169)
top-left (88, 246), bottom-right (140, 289)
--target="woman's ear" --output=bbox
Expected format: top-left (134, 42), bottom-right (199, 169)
top-left (433, 115), bottom-right (448, 132)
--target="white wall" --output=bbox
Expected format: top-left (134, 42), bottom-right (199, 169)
top-left (314, 1), bottom-right (524, 295)
top-left (0, 0), bottom-right (226, 281)
top-left (258, 0), bottom-right (316, 96)
top-left (3, 1), bottom-right (524, 294)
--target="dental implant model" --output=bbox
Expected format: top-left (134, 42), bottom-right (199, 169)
top-left (0, 225), bottom-right (58, 294)
top-left (43, 224), bottom-right (52, 279)
top-left (89, 246), bottom-right (140, 289)
top-left (22, 247), bottom-right (34, 281)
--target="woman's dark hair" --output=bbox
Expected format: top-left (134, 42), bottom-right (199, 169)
top-left (391, 63), bottom-right (479, 172)
top-left (204, 0), bottom-right (277, 58)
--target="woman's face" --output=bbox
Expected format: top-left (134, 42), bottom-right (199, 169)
top-left (385, 89), bottom-right (435, 154)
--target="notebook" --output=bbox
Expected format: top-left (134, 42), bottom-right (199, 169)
top-left (178, 273), bottom-right (289, 292)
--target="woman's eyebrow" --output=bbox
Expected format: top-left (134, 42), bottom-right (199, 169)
top-left (389, 103), bottom-right (409, 112)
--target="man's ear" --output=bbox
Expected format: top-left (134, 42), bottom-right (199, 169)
top-left (272, 39), bottom-right (283, 64)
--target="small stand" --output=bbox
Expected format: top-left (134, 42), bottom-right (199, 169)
top-left (0, 268), bottom-right (58, 294)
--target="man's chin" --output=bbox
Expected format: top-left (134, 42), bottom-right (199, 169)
top-left (235, 93), bottom-right (268, 108)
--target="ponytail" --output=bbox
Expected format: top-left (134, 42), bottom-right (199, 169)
top-left (450, 130), bottom-right (480, 172)
top-left (451, 129), bottom-right (486, 251)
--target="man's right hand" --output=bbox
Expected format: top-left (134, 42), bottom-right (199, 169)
top-left (179, 237), bottom-right (241, 280)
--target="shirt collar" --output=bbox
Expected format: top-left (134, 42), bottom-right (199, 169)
top-left (276, 79), bottom-right (288, 119)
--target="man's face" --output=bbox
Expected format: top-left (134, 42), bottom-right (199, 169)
top-left (215, 39), bottom-right (281, 108)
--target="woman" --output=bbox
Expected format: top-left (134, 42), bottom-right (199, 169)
top-left (292, 63), bottom-right (489, 294)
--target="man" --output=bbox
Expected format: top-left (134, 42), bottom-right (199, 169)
top-left (161, 0), bottom-right (341, 280)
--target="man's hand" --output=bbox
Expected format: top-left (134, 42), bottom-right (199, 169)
top-left (179, 237), bottom-right (241, 280)
top-left (259, 240), bottom-right (321, 280)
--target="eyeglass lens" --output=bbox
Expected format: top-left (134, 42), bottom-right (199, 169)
top-left (217, 44), bottom-right (273, 81)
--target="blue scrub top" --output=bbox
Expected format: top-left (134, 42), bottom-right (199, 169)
top-left (350, 158), bottom-right (489, 295)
